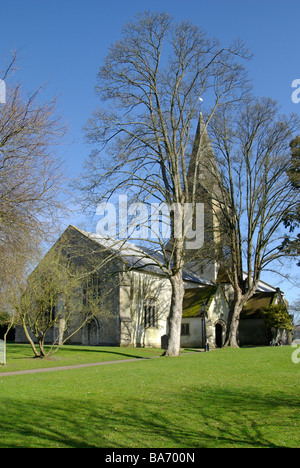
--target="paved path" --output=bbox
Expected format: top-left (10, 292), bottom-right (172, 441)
top-left (0, 350), bottom-right (205, 377)
top-left (0, 355), bottom-right (162, 377)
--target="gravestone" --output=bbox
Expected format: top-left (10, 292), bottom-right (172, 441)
top-left (0, 340), bottom-right (4, 365)
top-left (161, 334), bottom-right (169, 350)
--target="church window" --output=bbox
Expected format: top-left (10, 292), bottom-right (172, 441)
top-left (144, 299), bottom-right (157, 328)
top-left (83, 274), bottom-right (101, 306)
top-left (181, 323), bottom-right (190, 336)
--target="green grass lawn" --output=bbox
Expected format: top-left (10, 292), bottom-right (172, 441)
top-left (0, 344), bottom-right (299, 448)
top-left (0, 343), bottom-right (164, 372)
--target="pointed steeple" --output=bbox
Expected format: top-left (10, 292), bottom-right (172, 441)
top-left (185, 113), bottom-right (224, 282)
top-left (187, 113), bottom-right (221, 196)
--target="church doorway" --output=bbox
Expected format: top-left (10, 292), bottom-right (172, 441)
top-left (215, 323), bottom-right (223, 348)
top-left (83, 318), bottom-right (100, 345)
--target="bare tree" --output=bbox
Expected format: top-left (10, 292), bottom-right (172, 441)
top-left (0, 52), bottom-right (67, 299)
top-left (207, 97), bottom-right (299, 346)
top-left (14, 240), bottom-right (115, 358)
top-left (79, 12), bottom-right (251, 355)
top-left (17, 249), bottom-right (80, 358)
top-left (280, 136), bottom-right (300, 264)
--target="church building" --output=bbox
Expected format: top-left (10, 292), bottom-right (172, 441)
top-left (15, 223), bottom-right (285, 349)
top-left (15, 116), bottom-right (289, 349)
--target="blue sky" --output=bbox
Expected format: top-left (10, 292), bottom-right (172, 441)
top-left (1, 0), bottom-right (299, 302)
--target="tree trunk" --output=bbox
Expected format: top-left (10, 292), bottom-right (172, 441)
top-left (2, 334), bottom-right (6, 366)
top-left (22, 318), bottom-right (41, 357)
top-left (3, 322), bottom-right (13, 366)
top-left (58, 318), bottom-right (66, 346)
top-left (229, 311), bottom-right (240, 348)
top-left (38, 337), bottom-right (47, 357)
top-left (165, 270), bottom-right (185, 357)
top-left (226, 299), bottom-right (244, 348)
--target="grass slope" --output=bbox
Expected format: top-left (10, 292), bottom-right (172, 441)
top-left (0, 345), bottom-right (299, 448)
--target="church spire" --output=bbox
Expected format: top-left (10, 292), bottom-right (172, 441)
top-left (184, 113), bottom-right (224, 282)
top-left (187, 113), bottom-right (220, 196)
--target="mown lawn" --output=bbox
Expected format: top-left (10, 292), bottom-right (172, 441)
top-left (0, 343), bottom-right (164, 373)
top-left (0, 345), bottom-right (299, 448)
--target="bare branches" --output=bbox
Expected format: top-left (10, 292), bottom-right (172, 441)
top-left (81, 12), bottom-right (250, 217)
top-left (77, 12), bottom-right (252, 355)
top-left (0, 53), bottom-right (69, 333)
top-left (0, 53), bottom-right (68, 291)
top-left (207, 97), bottom-right (300, 345)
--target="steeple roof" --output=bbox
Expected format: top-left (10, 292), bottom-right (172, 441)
top-left (187, 113), bottom-right (221, 195)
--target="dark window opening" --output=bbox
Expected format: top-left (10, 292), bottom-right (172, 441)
top-left (181, 323), bottom-right (190, 336)
top-left (144, 299), bottom-right (157, 328)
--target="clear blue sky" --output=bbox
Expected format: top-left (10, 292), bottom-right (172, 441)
top-left (1, 0), bottom-right (299, 302)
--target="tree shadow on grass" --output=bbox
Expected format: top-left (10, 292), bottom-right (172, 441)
top-left (54, 345), bottom-right (161, 360)
top-left (0, 385), bottom-right (299, 448)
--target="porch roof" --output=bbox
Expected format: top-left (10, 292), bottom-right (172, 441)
top-left (183, 286), bottom-right (217, 317)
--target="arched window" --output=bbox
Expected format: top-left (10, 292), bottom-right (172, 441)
top-left (82, 274), bottom-right (101, 305)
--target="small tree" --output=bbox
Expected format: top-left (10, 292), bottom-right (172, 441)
top-left (262, 304), bottom-right (293, 342)
top-left (16, 248), bottom-right (110, 358)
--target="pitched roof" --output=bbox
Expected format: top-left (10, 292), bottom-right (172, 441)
top-left (183, 286), bottom-right (217, 317)
top-left (71, 226), bottom-right (213, 286)
top-left (242, 292), bottom-right (277, 318)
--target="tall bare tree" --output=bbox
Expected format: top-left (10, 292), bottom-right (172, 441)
top-left (80, 12), bottom-right (251, 355)
top-left (0, 53), bottom-right (67, 303)
top-left (207, 97), bottom-right (299, 346)
top-left (280, 136), bottom-right (300, 264)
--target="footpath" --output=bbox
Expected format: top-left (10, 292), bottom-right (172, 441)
top-left (0, 350), bottom-right (206, 377)
top-left (0, 355), bottom-right (163, 377)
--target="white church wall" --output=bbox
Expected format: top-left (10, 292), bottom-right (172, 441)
top-left (124, 270), bottom-right (172, 348)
